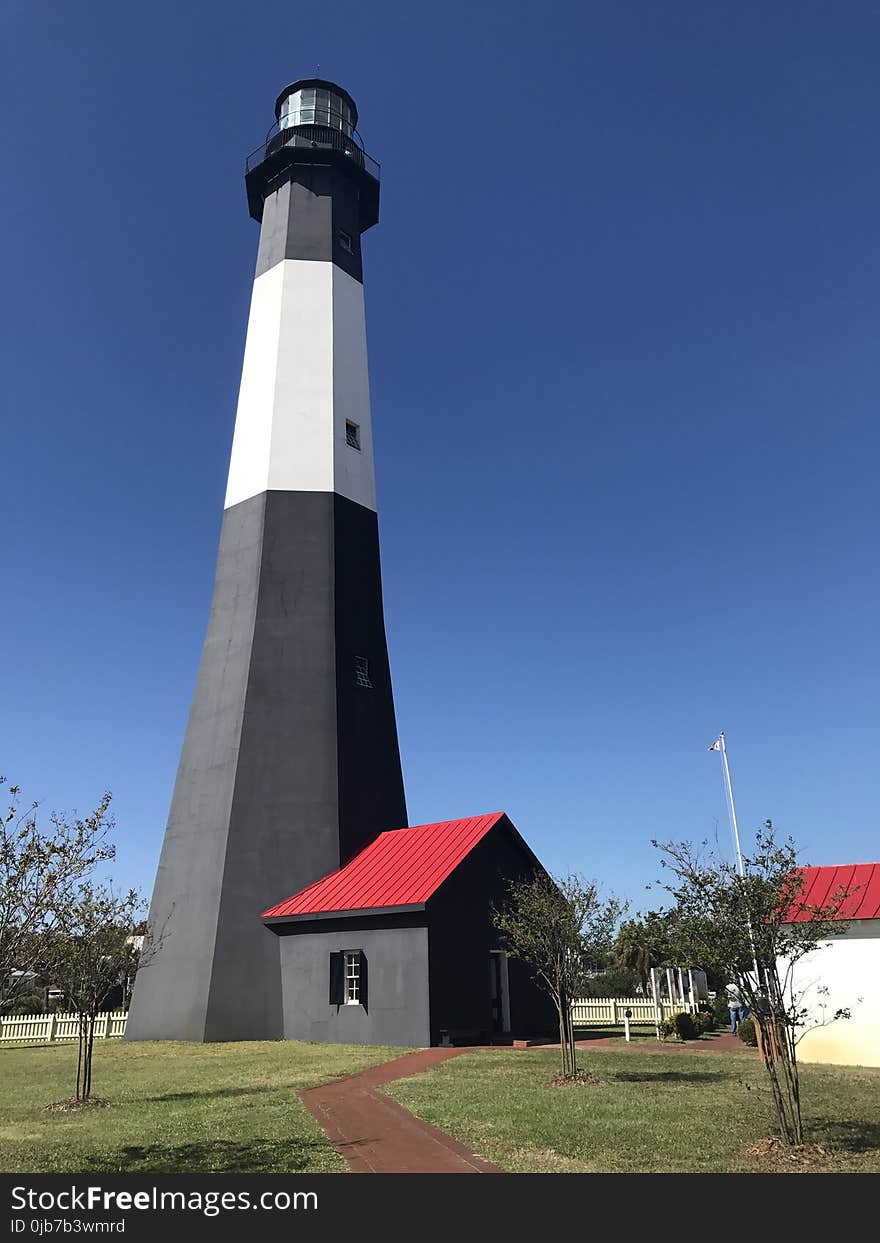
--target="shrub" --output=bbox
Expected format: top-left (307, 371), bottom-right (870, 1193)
top-left (673, 1011), bottom-right (698, 1040)
top-left (691, 1011), bottom-right (714, 1035)
top-left (713, 994), bottom-right (731, 1027)
top-left (660, 1011), bottom-right (702, 1040)
top-left (737, 1017), bottom-right (758, 1047)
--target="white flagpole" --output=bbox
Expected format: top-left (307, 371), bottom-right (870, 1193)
top-left (715, 731), bottom-right (760, 988)
top-left (719, 732), bottom-right (745, 878)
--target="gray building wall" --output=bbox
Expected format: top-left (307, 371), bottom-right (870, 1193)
top-left (279, 922), bottom-right (430, 1047)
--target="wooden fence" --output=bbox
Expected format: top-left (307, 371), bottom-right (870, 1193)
top-left (2, 1001), bottom-right (697, 1043)
top-left (571, 997), bottom-right (697, 1027)
top-left (0, 1011), bottom-right (128, 1044)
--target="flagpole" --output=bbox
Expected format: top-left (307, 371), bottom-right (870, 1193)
top-left (719, 732), bottom-right (745, 878)
top-left (714, 731), bottom-right (761, 990)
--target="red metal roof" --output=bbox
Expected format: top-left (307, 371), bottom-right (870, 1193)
top-left (784, 862), bottom-right (880, 922)
top-left (262, 813), bottom-right (507, 919)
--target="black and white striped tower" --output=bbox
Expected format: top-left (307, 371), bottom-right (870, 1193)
top-left (127, 81), bottom-right (407, 1042)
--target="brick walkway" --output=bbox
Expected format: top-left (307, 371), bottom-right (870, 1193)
top-left (301, 1033), bottom-right (755, 1173)
top-left (300, 1048), bottom-right (501, 1174)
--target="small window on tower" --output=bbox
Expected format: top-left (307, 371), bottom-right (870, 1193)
top-left (339, 230), bottom-right (353, 254)
top-left (345, 420), bottom-right (361, 450)
top-left (355, 657), bottom-right (372, 688)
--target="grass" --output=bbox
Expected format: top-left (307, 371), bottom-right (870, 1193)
top-left (1, 1039), bottom-right (404, 1173)
top-left (572, 1024), bottom-right (655, 1042)
top-left (385, 1046), bottom-right (880, 1173)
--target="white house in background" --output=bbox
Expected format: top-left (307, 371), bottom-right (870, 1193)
top-left (783, 862), bottom-right (880, 1068)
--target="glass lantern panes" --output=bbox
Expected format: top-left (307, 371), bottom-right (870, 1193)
top-left (279, 87), bottom-right (353, 136)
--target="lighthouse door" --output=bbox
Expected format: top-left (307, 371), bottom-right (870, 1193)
top-left (489, 951), bottom-right (510, 1034)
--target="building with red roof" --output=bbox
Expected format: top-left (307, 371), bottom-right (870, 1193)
top-left (262, 813), bottom-right (555, 1047)
top-left (781, 862), bottom-right (880, 1068)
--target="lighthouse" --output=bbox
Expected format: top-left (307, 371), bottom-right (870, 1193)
top-left (127, 80), bottom-right (407, 1042)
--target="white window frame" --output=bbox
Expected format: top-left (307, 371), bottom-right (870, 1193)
top-left (344, 951), bottom-right (361, 1005)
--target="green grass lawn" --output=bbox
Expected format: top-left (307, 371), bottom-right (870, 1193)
top-left (1, 1039), bottom-right (404, 1173)
top-left (386, 1047), bottom-right (880, 1173)
top-left (572, 1024), bottom-right (655, 1042)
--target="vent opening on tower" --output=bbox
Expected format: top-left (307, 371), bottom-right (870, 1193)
top-left (339, 230), bottom-right (353, 253)
top-left (345, 420), bottom-right (361, 450)
top-left (354, 657), bottom-right (373, 688)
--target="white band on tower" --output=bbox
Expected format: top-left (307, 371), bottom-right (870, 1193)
top-left (225, 259), bottom-right (377, 512)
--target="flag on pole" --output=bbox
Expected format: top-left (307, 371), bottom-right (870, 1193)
top-left (707, 739), bottom-right (721, 751)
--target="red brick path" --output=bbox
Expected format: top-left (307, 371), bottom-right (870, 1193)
top-left (301, 1033), bottom-right (755, 1173)
top-left (300, 1048), bottom-right (501, 1174)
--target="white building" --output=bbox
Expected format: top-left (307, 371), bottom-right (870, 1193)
top-left (783, 862), bottom-right (880, 1068)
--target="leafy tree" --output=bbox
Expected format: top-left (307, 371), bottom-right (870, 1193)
top-left (581, 966), bottom-right (642, 997)
top-left (611, 911), bottom-right (676, 992)
top-left (0, 779), bottom-right (114, 1012)
top-left (494, 873), bottom-right (625, 1078)
top-left (38, 884), bottom-right (155, 1101)
top-left (4, 975), bottom-right (49, 1014)
top-left (653, 821), bottom-right (854, 1146)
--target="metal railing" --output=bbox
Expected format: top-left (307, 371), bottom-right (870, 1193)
top-left (245, 121), bottom-right (380, 181)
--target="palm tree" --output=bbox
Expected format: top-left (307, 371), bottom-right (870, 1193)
top-left (612, 912), bottom-right (674, 993)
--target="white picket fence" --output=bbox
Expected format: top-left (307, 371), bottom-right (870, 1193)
top-left (0, 1010), bottom-right (128, 1044)
top-left (1, 1001), bottom-right (695, 1043)
top-left (571, 996), bottom-right (697, 1027)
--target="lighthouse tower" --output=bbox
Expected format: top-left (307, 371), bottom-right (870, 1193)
top-left (127, 81), bottom-right (407, 1042)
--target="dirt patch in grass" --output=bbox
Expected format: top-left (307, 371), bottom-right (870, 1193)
top-left (551, 1070), bottom-right (604, 1087)
top-left (45, 1097), bottom-right (111, 1113)
top-left (743, 1137), bottom-right (839, 1167)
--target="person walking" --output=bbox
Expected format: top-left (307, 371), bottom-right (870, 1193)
top-left (725, 982), bottom-right (747, 1033)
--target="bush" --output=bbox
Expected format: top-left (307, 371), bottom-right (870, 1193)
top-left (661, 1011), bottom-right (698, 1040)
top-left (691, 1011), bottom-right (715, 1036)
top-left (713, 994), bottom-right (731, 1027)
top-left (673, 1011), bottom-right (698, 1040)
top-left (737, 1017), bottom-right (758, 1046)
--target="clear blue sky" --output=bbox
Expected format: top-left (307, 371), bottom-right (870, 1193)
top-left (2, 1), bottom-right (878, 911)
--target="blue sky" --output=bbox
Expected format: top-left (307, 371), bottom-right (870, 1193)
top-left (2, 1), bottom-right (878, 912)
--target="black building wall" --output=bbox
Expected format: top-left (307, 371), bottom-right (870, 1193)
top-left (127, 490), bottom-right (407, 1043)
top-left (426, 818), bottom-right (556, 1044)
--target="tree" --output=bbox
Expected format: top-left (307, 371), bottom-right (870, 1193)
top-left (494, 872), bottom-right (625, 1078)
top-left (0, 779), bottom-right (114, 1012)
top-left (653, 821), bottom-right (853, 1146)
top-left (38, 884), bottom-right (155, 1101)
top-left (611, 911), bottom-right (676, 992)
top-left (580, 966), bottom-right (642, 998)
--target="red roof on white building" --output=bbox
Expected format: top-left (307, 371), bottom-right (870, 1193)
top-left (786, 862), bottom-right (880, 922)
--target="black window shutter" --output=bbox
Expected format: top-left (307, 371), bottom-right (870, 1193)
top-left (329, 952), bottom-right (344, 1005)
top-left (358, 950), bottom-right (368, 1011)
